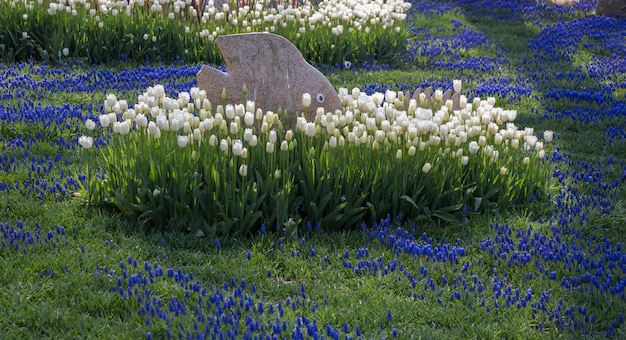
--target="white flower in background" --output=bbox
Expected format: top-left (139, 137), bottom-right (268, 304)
top-left (230, 121), bottom-right (239, 135)
top-left (422, 163), bottom-right (432, 173)
top-left (372, 92), bottom-right (384, 107)
top-left (494, 133), bottom-right (503, 145)
top-left (105, 93), bottom-right (117, 109)
top-left (156, 115), bottom-right (169, 131)
top-left (523, 157), bottom-right (530, 165)
top-left (193, 128), bottom-right (202, 142)
top-left (118, 121), bottom-right (130, 135)
top-left (220, 139), bottom-right (228, 152)
top-left (407, 145), bottom-right (416, 156)
top-left (302, 93), bottom-right (311, 109)
top-left (331, 25), bottom-right (343, 35)
top-left (511, 138), bottom-right (520, 150)
top-left (239, 164), bottom-right (248, 177)
top-left (177, 135), bottom-right (189, 148)
top-left (190, 87), bottom-right (199, 100)
top-left (453, 80), bottom-right (462, 93)
top-left (434, 89), bottom-right (443, 102)
top-left (178, 92), bottom-right (190, 107)
top-left (500, 166), bottom-right (507, 175)
top-left (135, 114), bottom-right (148, 128)
top-left (459, 95), bottom-right (467, 109)
top-left (244, 111), bottom-right (254, 126)
top-left (147, 121), bottom-right (159, 136)
top-left (266, 141), bottom-right (275, 154)
top-left (469, 141), bottom-right (479, 154)
top-left (225, 104), bottom-right (235, 120)
top-left (328, 136), bottom-right (337, 148)
top-left (305, 122), bottom-right (316, 137)
top-left (524, 135), bottom-right (538, 149)
top-left (269, 130), bottom-right (277, 143)
top-left (478, 135), bottom-right (487, 147)
top-left (249, 135), bottom-right (258, 147)
top-left (85, 119), bottom-right (96, 130)
top-left (461, 155), bottom-right (469, 165)
top-left (232, 140), bottom-right (243, 156)
top-left (152, 188), bottom-right (160, 197)
top-left (280, 140), bottom-right (289, 152)
top-left (62, 48), bottom-right (69, 57)
top-left (235, 104), bottom-right (245, 117)
top-left (395, 149), bottom-right (402, 160)
top-left (538, 150), bottom-right (546, 159)
top-left (385, 90), bottom-right (396, 104)
top-left (243, 128), bottom-right (253, 142)
top-left (168, 116), bottom-right (180, 133)
top-left (208, 134), bottom-right (217, 146)
top-left (544, 130), bottom-right (554, 142)
top-left (78, 135), bottom-right (93, 149)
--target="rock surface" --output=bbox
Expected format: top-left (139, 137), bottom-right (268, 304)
top-left (596, 0), bottom-right (626, 17)
top-left (197, 33), bottom-right (343, 127)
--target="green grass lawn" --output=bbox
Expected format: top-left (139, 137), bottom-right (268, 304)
top-left (1, 0), bottom-right (626, 338)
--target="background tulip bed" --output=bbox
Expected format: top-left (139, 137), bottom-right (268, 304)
top-left (1, 0), bottom-right (626, 338)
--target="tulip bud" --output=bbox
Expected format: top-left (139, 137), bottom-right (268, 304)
top-left (302, 93), bottom-right (311, 109)
top-left (453, 79), bottom-right (462, 93)
top-left (177, 135), bottom-right (189, 148)
top-left (422, 163), bottom-right (432, 173)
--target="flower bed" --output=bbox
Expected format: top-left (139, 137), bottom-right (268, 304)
top-left (80, 82), bottom-right (553, 236)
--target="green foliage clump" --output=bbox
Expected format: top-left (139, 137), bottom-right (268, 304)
top-left (0, 0), bottom-right (409, 65)
top-left (79, 85), bottom-right (554, 236)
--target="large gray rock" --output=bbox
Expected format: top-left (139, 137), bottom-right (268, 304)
top-left (596, 0), bottom-right (626, 17)
top-left (197, 33), bottom-right (343, 126)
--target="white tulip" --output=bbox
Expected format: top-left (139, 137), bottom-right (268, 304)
top-left (85, 119), bottom-right (96, 130)
top-left (244, 112), bottom-right (254, 126)
top-left (232, 140), bottom-right (243, 156)
top-left (118, 121), bottom-right (130, 135)
top-left (78, 135), bottom-right (93, 149)
top-left (302, 93), bottom-right (311, 108)
top-left (469, 141), bottom-right (479, 154)
top-left (105, 93), bottom-right (117, 109)
top-left (305, 122), bottom-right (316, 137)
top-left (230, 121), bottom-right (239, 135)
top-left (544, 130), bottom-right (554, 142)
top-left (422, 163), bottom-right (432, 173)
top-left (235, 104), bottom-right (245, 117)
top-left (225, 104), bottom-right (235, 119)
top-left (177, 135), bottom-right (189, 148)
top-left (453, 79), bottom-right (462, 93)
top-left (239, 164), bottom-right (248, 177)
